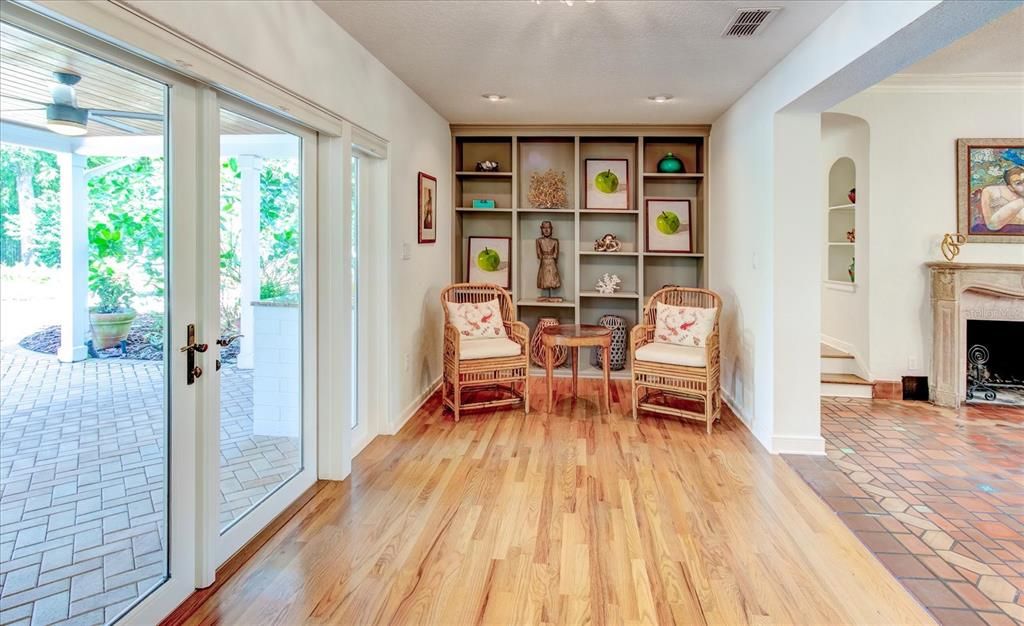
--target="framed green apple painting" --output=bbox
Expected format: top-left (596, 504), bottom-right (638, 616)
top-left (645, 198), bottom-right (692, 253)
top-left (585, 158), bottom-right (629, 210)
top-left (467, 236), bottom-right (512, 288)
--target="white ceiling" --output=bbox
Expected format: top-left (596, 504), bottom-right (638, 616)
top-left (896, 5), bottom-right (1024, 75)
top-left (315, 0), bottom-right (842, 125)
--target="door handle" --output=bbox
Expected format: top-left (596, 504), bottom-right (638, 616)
top-left (181, 323), bottom-right (207, 385)
top-left (217, 334), bottom-right (243, 347)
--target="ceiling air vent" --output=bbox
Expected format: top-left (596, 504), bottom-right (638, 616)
top-left (722, 7), bottom-right (781, 38)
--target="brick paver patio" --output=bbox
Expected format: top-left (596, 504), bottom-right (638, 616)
top-left (0, 348), bottom-right (299, 626)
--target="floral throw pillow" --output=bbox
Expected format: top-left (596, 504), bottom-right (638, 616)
top-left (446, 299), bottom-right (508, 340)
top-left (654, 302), bottom-right (715, 348)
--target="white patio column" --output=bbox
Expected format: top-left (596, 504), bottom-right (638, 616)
top-left (237, 154), bottom-right (262, 369)
top-left (57, 152), bottom-right (88, 363)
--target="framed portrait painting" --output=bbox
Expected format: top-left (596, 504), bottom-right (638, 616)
top-left (645, 198), bottom-right (693, 253)
top-left (418, 171), bottom-right (437, 244)
top-left (957, 138), bottom-right (1024, 243)
top-left (585, 158), bottom-right (630, 210)
top-left (467, 236), bottom-right (512, 289)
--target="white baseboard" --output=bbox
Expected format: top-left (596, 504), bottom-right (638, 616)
top-left (390, 376), bottom-right (441, 435)
top-left (720, 387), bottom-right (752, 428)
top-left (773, 434), bottom-right (826, 456)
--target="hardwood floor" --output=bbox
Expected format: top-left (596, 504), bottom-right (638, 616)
top-left (176, 379), bottom-right (933, 625)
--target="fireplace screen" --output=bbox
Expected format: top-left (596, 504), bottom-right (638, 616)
top-left (966, 320), bottom-right (1024, 406)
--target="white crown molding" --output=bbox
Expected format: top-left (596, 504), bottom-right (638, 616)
top-left (869, 72), bottom-right (1024, 93)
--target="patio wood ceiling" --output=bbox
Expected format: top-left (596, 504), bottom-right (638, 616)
top-left (0, 22), bottom-right (271, 139)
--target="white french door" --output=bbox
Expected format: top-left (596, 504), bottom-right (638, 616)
top-left (199, 95), bottom-right (319, 569)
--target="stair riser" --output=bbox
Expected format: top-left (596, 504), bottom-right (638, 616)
top-left (821, 356), bottom-right (858, 375)
top-left (821, 382), bottom-right (873, 398)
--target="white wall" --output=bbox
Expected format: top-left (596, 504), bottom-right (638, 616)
top-left (820, 113), bottom-right (870, 374)
top-left (118, 1), bottom-right (453, 431)
top-left (832, 87), bottom-right (1024, 382)
top-left (708, 0), bottom-right (1015, 454)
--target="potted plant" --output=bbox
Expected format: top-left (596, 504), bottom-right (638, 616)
top-left (88, 259), bottom-right (136, 349)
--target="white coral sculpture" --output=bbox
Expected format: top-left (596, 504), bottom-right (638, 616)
top-left (595, 273), bottom-right (622, 294)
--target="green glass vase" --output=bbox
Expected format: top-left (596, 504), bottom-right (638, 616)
top-left (657, 152), bottom-right (684, 174)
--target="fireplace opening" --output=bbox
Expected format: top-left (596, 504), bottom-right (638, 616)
top-left (966, 319), bottom-right (1024, 406)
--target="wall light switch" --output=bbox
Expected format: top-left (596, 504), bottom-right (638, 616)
top-left (908, 357), bottom-right (919, 371)
top-left (401, 243), bottom-right (411, 260)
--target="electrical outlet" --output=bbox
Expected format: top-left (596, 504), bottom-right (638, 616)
top-left (401, 243), bottom-right (411, 260)
top-left (908, 357), bottom-right (919, 371)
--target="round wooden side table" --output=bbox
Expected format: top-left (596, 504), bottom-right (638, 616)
top-left (541, 324), bottom-right (612, 414)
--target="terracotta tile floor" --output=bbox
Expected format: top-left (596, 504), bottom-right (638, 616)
top-left (786, 398), bottom-right (1024, 626)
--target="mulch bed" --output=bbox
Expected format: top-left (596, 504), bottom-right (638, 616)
top-left (18, 313), bottom-right (240, 363)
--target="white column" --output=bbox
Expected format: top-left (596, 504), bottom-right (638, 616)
top-left (57, 152), bottom-right (89, 363)
top-left (237, 154), bottom-right (262, 369)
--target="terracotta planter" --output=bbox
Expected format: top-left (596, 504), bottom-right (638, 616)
top-left (89, 309), bottom-right (137, 349)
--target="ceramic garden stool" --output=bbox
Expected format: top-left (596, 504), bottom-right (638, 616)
top-left (531, 316), bottom-right (568, 368)
top-left (590, 314), bottom-right (627, 370)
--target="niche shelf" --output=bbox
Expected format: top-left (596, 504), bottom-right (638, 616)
top-left (451, 126), bottom-right (711, 377)
top-left (826, 157), bottom-right (856, 285)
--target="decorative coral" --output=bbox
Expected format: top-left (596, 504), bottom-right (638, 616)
top-left (528, 169), bottom-right (568, 209)
top-left (595, 273), bottom-right (622, 295)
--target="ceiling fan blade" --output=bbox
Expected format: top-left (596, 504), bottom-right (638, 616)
top-left (90, 114), bottom-right (144, 134)
top-left (89, 109), bottom-right (162, 122)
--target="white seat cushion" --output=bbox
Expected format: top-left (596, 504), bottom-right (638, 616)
top-left (634, 342), bottom-right (706, 367)
top-left (459, 338), bottom-right (522, 361)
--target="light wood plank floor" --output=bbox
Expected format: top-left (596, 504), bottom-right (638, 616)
top-left (179, 379), bottom-right (933, 625)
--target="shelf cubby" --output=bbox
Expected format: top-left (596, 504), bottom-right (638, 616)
top-left (580, 254), bottom-right (639, 297)
top-left (642, 137), bottom-right (704, 175)
top-left (518, 137), bottom-right (576, 210)
top-left (580, 137), bottom-right (638, 211)
top-left (580, 211), bottom-right (639, 253)
top-left (455, 211), bottom-right (513, 284)
top-left (643, 255), bottom-right (702, 298)
top-left (516, 211), bottom-right (575, 302)
top-left (826, 157), bottom-right (856, 285)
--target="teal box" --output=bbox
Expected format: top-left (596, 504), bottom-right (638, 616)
top-left (472, 199), bottom-right (496, 209)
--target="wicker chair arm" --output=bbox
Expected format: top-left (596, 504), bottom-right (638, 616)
top-left (506, 321), bottom-right (529, 352)
top-left (444, 323), bottom-right (461, 365)
top-left (630, 324), bottom-right (654, 352)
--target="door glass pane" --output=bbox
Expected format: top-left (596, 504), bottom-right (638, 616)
top-left (0, 22), bottom-right (169, 623)
top-left (217, 109), bottom-right (302, 531)
top-left (350, 155), bottom-right (359, 429)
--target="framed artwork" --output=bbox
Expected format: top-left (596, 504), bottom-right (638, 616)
top-left (417, 171), bottom-right (437, 244)
top-left (585, 158), bottom-right (630, 210)
top-left (467, 236), bottom-right (512, 289)
top-left (957, 138), bottom-right (1024, 243)
top-left (645, 198), bottom-right (693, 253)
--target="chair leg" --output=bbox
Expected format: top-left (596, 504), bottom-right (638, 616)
top-left (453, 382), bottom-right (461, 423)
top-left (523, 372), bottom-right (530, 415)
top-left (631, 377), bottom-right (639, 420)
top-left (705, 380), bottom-right (713, 434)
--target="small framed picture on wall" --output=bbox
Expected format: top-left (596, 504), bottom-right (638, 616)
top-left (467, 236), bottom-right (512, 289)
top-left (418, 171), bottom-right (437, 244)
top-left (645, 198), bottom-right (693, 253)
top-left (585, 158), bottom-right (630, 210)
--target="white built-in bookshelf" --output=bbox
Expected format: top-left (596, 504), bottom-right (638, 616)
top-left (451, 126), bottom-right (710, 377)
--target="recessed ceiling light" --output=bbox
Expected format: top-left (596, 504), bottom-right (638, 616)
top-left (483, 94), bottom-right (506, 102)
top-left (648, 94), bottom-right (673, 103)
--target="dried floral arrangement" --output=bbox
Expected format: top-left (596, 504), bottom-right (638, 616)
top-left (528, 169), bottom-right (568, 209)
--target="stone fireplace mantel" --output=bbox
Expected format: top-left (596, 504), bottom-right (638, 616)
top-left (927, 262), bottom-right (1024, 408)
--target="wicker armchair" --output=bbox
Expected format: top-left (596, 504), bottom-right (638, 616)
top-left (441, 283), bottom-right (530, 421)
top-left (630, 287), bottom-right (722, 432)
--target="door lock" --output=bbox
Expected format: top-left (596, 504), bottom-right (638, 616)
top-left (181, 324), bottom-right (207, 385)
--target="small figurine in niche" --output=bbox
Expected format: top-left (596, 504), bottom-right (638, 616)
top-left (595, 273), bottom-right (622, 295)
top-left (593, 233), bottom-right (623, 252)
top-left (536, 220), bottom-right (563, 302)
top-left (846, 228), bottom-right (855, 243)
top-left (848, 188), bottom-right (856, 204)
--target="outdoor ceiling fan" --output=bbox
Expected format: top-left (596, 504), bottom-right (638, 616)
top-left (1, 71), bottom-right (162, 136)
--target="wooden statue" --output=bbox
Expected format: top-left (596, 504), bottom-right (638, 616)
top-left (536, 220), bottom-right (562, 302)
